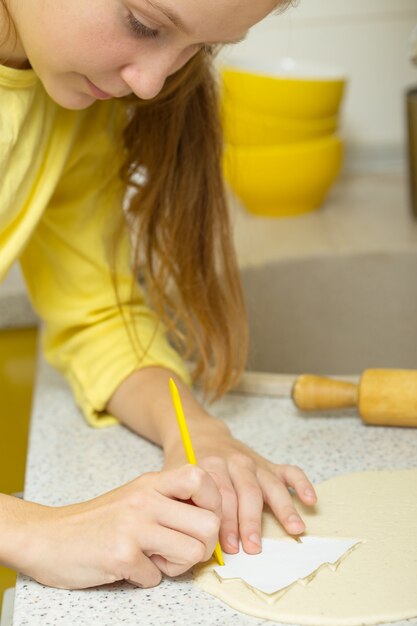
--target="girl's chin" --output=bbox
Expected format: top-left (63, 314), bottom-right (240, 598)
top-left (47, 87), bottom-right (97, 110)
top-left (41, 74), bottom-right (98, 110)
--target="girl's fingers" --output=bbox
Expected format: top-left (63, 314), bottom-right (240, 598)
top-left (229, 462), bottom-right (264, 554)
top-left (156, 465), bottom-right (222, 517)
top-left (199, 456), bottom-right (239, 554)
top-left (198, 456), bottom-right (317, 549)
top-left (259, 467), bottom-right (313, 535)
top-left (218, 479), bottom-right (240, 554)
top-left (150, 554), bottom-right (179, 577)
top-left (268, 484), bottom-right (305, 535)
top-left (154, 497), bottom-right (220, 551)
top-left (126, 552), bottom-right (163, 589)
top-left (144, 525), bottom-right (212, 566)
top-left (276, 464), bottom-right (317, 505)
top-left (155, 459), bottom-right (317, 562)
top-left (150, 553), bottom-right (200, 579)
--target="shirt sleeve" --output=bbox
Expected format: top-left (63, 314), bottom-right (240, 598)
top-left (19, 101), bottom-right (190, 427)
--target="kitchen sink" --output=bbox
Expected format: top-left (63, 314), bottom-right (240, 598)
top-left (242, 251), bottom-right (417, 374)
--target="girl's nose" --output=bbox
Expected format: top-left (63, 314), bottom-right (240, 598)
top-left (120, 46), bottom-right (197, 100)
top-left (120, 63), bottom-right (168, 100)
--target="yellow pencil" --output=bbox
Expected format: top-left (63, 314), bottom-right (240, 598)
top-left (169, 377), bottom-right (224, 567)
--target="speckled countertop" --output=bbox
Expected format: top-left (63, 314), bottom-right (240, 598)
top-left (12, 357), bottom-right (417, 626)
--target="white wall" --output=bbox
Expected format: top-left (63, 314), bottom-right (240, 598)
top-left (219, 0), bottom-right (417, 170)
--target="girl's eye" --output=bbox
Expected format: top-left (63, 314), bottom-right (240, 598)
top-left (126, 12), bottom-right (159, 39)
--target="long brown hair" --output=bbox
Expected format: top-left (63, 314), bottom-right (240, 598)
top-left (119, 4), bottom-right (294, 400)
top-left (120, 49), bottom-right (248, 400)
top-left (2, 1), bottom-right (292, 399)
top-left (0, 0), bottom-right (248, 399)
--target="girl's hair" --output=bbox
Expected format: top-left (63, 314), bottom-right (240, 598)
top-left (118, 0), bottom-right (294, 398)
top-left (1, 0), bottom-right (292, 399)
top-left (119, 49), bottom-right (248, 400)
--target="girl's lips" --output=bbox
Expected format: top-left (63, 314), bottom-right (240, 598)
top-left (85, 78), bottom-right (113, 100)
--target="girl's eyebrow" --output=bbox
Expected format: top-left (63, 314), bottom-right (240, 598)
top-left (145, 0), bottom-right (190, 34)
top-left (144, 0), bottom-right (248, 44)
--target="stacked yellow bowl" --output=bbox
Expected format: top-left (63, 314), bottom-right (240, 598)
top-left (221, 58), bottom-right (346, 217)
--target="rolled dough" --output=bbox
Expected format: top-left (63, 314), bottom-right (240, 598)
top-left (194, 469), bottom-right (417, 625)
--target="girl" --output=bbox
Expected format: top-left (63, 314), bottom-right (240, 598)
top-left (0, 0), bottom-right (317, 590)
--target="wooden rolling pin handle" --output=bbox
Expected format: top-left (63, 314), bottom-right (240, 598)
top-left (292, 370), bottom-right (417, 427)
top-left (292, 374), bottom-right (359, 411)
top-left (358, 369), bottom-right (417, 427)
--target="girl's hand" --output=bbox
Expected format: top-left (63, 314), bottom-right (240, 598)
top-left (163, 417), bottom-right (317, 556)
top-left (15, 465), bottom-right (221, 589)
top-left (107, 367), bottom-right (316, 559)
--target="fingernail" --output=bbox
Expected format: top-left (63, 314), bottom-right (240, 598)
top-left (304, 488), bottom-right (315, 498)
top-left (288, 514), bottom-right (303, 526)
top-left (249, 533), bottom-right (262, 548)
top-left (227, 533), bottom-right (239, 549)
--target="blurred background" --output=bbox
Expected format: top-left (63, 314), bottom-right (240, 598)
top-left (218, 0), bottom-right (417, 173)
top-left (215, 0), bottom-right (417, 376)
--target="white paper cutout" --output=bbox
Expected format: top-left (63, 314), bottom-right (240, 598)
top-left (213, 536), bottom-right (361, 594)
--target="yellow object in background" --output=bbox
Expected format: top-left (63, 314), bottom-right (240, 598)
top-left (221, 61), bottom-right (345, 119)
top-left (222, 103), bottom-right (339, 147)
top-left (223, 135), bottom-right (344, 218)
top-left (221, 58), bottom-right (346, 217)
top-left (0, 327), bottom-right (37, 612)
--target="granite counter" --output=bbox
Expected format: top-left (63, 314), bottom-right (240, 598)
top-left (11, 357), bottom-right (417, 626)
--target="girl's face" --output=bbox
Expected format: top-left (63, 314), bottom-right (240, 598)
top-left (4, 0), bottom-right (278, 109)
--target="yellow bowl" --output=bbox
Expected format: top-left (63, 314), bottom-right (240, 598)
top-left (222, 59), bottom-right (346, 120)
top-left (222, 101), bottom-right (339, 146)
top-left (223, 135), bottom-right (344, 217)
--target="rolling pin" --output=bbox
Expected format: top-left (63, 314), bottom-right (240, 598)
top-left (292, 369), bottom-right (417, 427)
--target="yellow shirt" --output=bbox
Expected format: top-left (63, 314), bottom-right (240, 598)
top-left (0, 64), bottom-right (189, 426)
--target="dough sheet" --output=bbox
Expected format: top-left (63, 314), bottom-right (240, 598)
top-left (194, 469), bottom-right (417, 625)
